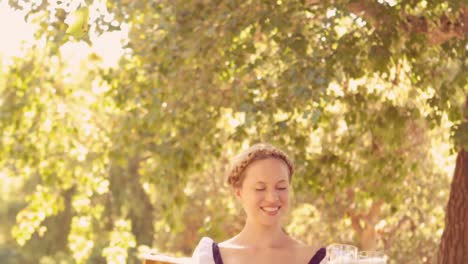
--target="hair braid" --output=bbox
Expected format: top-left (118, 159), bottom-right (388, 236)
top-left (226, 143), bottom-right (294, 188)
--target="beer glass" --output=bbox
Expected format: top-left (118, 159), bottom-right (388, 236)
top-left (326, 244), bottom-right (358, 264)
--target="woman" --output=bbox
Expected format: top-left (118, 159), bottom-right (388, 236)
top-left (192, 143), bottom-right (326, 264)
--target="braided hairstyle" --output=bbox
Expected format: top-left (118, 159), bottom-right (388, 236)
top-left (226, 143), bottom-right (294, 188)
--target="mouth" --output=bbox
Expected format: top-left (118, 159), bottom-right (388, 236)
top-left (260, 206), bottom-right (281, 216)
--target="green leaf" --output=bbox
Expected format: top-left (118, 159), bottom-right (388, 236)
top-left (65, 6), bottom-right (90, 40)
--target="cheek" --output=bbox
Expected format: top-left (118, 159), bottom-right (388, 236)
top-left (252, 192), bottom-right (265, 204)
top-left (242, 192), bottom-right (263, 206)
top-left (280, 191), bottom-right (290, 203)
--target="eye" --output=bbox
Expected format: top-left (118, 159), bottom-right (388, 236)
top-left (255, 188), bottom-right (266, 191)
top-left (277, 187), bottom-right (287, 190)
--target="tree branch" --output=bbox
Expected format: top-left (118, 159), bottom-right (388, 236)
top-left (346, 0), bottom-right (467, 45)
top-left (366, 200), bottom-right (383, 226)
top-left (381, 215), bottom-right (416, 250)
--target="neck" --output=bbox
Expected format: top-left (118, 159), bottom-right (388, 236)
top-left (234, 217), bottom-right (290, 248)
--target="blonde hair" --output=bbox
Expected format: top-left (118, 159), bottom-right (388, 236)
top-left (226, 143), bottom-right (294, 188)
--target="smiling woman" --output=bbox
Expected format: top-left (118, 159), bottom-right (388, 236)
top-left (191, 143), bottom-right (326, 264)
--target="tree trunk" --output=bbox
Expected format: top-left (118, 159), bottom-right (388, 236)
top-left (438, 94), bottom-right (468, 263)
top-left (438, 150), bottom-right (468, 263)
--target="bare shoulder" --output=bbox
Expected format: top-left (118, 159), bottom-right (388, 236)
top-left (217, 238), bottom-right (246, 255)
top-left (218, 238), bottom-right (243, 249)
top-left (217, 239), bottom-right (251, 264)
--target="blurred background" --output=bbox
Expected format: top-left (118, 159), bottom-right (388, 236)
top-left (0, 0), bottom-right (466, 263)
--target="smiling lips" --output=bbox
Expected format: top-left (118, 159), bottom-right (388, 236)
top-left (261, 206), bottom-right (281, 216)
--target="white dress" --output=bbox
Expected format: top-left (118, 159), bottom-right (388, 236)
top-left (191, 237), bottom-right (216, 264)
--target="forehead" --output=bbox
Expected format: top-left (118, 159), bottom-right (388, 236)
top-left (243, 158), bottom-right (289, 184)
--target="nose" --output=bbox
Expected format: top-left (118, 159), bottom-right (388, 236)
top-left (265, 190), bottom-right (280, 203)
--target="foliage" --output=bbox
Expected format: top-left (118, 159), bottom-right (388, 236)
top-left (1, 0), bottom-right (466, 263)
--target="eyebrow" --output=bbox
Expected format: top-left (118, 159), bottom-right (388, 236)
top-left (256, 180), bottom-right (287, 184)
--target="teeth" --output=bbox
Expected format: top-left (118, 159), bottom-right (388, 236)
top-left (262, 207), bottom-right (279, 212)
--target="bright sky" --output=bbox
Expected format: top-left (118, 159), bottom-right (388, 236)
top-left (0, 1), bottom-right (127, 68)
top-left (0, 1), bottom-right (36, 58)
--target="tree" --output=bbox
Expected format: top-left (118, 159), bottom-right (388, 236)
top-left (438, 96), bottom-right (468, 263)
top-left (1, 1), bottom-right (466, 263)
